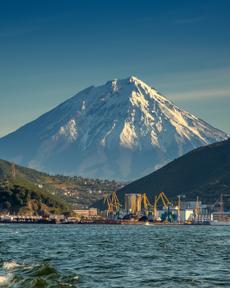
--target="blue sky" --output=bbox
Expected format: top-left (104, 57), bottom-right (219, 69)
top-left (0, 0), bottom-right (230, 136)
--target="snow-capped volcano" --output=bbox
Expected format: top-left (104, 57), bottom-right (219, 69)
top-left (0, 76), bottom-right (227, 180)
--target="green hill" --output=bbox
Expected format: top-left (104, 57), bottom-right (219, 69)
top-left (0, 159), bottom-right (123, 214)
top-left (99, 139), bottom-right (230, 209)
top-left (0, 160), bottom-right (71, 215)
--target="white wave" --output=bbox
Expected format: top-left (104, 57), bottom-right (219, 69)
top-left (3, 261), bottom-right (21, 270)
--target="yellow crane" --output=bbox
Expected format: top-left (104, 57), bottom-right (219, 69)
top-left (153, 192), bottom-right (170, 220)
top-left (111, 191), bottom-right (121, 211)
top-left (103, 192), bottom-right (121, 215)
top-left (142, 193), bottom-right (152, 216)
top-left (104, 194), bottom-right (113, 214)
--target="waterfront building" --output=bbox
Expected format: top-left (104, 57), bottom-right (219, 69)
top-left (74, 208), bottom-right (98, 218)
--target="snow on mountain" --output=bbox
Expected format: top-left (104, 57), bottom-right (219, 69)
top-left (0, 76), bottom-right (228, 180)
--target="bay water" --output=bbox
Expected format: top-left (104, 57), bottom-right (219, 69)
top-left (0, 224), bottom-right (229, 287)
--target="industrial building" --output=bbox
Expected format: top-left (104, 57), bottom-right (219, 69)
top-left (180, 209), bottom-right (194, 222)
top-left (102, 191), bottom-right (230, 225)
top-left (180, 201), bottom-right (202, 210)
top-left (125, 193), bottom-right (142, 214)
top-left (74, 208), bottom-right (97, 218)
top-left (212, 211), bottom-right (230, 222)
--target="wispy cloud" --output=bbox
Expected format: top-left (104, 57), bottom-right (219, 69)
top-left (148, 66), bottom-right (230, 101)
top-left (170, 87), bottom-right (230, 100)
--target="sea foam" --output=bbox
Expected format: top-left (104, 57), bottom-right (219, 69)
top-left (3, 261), bottom-right (22, 270)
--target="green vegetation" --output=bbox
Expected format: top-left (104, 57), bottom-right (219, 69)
top-left (0, 159), bottom-right (123, 214)
top-left (52, 175), bottom-right (124, 208)
top-left (0, 181), bottom-right (70, 215)
top-left (0, 160), bottom-right (71, 215)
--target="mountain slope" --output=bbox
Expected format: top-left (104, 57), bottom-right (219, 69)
top-left (0, 159), bottom-right (123, 210)
top-left (113, 138), bottom-right (230, 209)
top-left (0, 76), bottom-right (227, 180)
top-left (0, 160), bottom-right (71, 215)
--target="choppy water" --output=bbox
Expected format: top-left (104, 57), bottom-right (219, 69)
top-left (0, 224), bottom-right (229, 288)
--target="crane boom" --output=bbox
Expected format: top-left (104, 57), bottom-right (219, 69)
top-left (153, 192), bottom-right (170, 219)
top-left (104, 192), bottom-right (121, 214)
top-left (142, 193), bottom-right (152, 215)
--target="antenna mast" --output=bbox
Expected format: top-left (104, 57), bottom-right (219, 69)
top-left (11, 162), bottom-right (16, 178)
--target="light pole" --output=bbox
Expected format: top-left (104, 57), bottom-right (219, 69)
top-left (177, 195), bottom-right (185, 224)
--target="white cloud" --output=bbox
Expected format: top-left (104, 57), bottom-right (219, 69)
top-left (148, 66), bottom-right (230, 101)
top-left (170, 88), bottom-right (230, 100)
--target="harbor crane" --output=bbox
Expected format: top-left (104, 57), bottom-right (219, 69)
top-left (211, 193), bottom-right (230, 210)
top-left (153, 192), bottom-right (170, 220)
top-left (211, 193), bottom-right (230, 220)
top-left (142, 193), bottom-right (152, 216)
top-left (103, 191), bottom-right (121, 217)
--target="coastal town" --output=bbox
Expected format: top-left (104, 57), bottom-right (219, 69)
top-left (1, 191), bottom-right (229, 225)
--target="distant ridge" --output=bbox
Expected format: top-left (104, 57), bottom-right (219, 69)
top-left (0, 76), bottom-right (227, 180)
top-left (113, 138), bottom-right (230, 209)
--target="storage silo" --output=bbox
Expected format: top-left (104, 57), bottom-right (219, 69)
top-left (136, 194), bottom-right (142, 213)
top-left (125, 193), bottom-right (142, 214)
